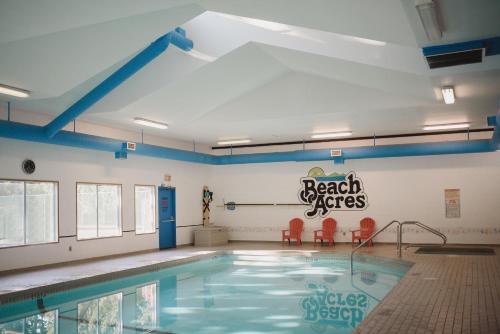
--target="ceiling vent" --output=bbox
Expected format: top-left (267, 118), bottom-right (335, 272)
top-left (422, 37), bottom-right (500, 69)
top-left (423, 40), bottom-right (485, 69)
top-left (425, 48), bottom-right (484, 69)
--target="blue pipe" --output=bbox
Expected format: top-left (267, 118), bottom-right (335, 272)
top-left (0, 121), bottom-right (495, 165)
top-left (44, 27), bottom-right (193, 138)
top-left (217, 140), bottom-right (494, 164)
top-left (491, 107), bottom-right (500, 151)
top-left (1, 121), bottom-right (217, 164)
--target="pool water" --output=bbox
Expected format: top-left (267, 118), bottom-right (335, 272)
top-left (0, 252), bottom-right (410, 334)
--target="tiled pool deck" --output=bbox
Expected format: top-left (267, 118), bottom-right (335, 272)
top-left (1, 242), bottom-right (499, 334)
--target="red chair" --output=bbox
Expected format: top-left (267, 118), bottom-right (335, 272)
top-left (351, 217), bottom-right (376, 247)
top-left (314, 218), bottom-right (337, 247)
top-left (282, 218), bottom-right (304, 246)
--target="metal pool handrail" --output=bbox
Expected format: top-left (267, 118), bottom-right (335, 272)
top-left (350, 220), bottom-right (447, 274)
top-left (350, 220), bottom-right (401, 273)
top-left (400, 221), bottom-right (447, 250)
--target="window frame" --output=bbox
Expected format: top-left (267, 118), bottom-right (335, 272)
top-left (0, 178), bottom-right (59, 249)
top-left (76, 182), bottom-right (123, 241)
top-left (134, 184), bottom-right (157, 235)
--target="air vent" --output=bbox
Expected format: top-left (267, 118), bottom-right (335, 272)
top-left (330, 149), bottom-right (342, 157)
top-left (426, 48), bottom-right (484, 69)
top-left (126, 142), bottom-right (136, 151)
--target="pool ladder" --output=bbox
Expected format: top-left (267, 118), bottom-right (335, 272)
top-left (350, 220), bottom-right (447, 273)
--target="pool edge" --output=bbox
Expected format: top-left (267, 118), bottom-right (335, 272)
top-left (0, 250), bottom-right (227, 305)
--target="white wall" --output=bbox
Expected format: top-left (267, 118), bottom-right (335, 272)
top-left (209, 152), bottom-right (500, 245)
top-left (0, 138), bottom-right (211, 271)
top-left (1, 126), bottom-right (499, 272)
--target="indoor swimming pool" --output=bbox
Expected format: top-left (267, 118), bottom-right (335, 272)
top-left (0, 252), bottom-right (411, 334)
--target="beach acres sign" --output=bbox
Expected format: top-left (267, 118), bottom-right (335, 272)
top-left (298, 167), bottom-right (368, 218)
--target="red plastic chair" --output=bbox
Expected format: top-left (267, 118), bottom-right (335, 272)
top-left (282, 218), bottom-right (304, 246)
top-left (314, 218), bottom-right (337, 247)
top-left (351, 217), bottom-right (376, 247)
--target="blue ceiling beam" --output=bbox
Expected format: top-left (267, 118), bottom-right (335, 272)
top-left (0, 121), bottom-right (496, 165)
top-left (44, 27), bottom-right (193, 138)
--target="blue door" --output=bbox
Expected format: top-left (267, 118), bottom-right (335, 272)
top-left (158, 187), bottom-right (176, 249)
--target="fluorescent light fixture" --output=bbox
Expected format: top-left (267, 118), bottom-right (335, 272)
top-left (415, 0), bottom-right (442, 42)
top-left (311, 131), bottom-right (353, 139)
top-left (423, 123), bottom-right (470, 131)
top-left (133, 117), bottom-right (168, 129)
top-left (217, 139), bottom-right (251, 145)
top-left (441, 86), bottom-right (455, 104)
top-left (0, 84), bottom-right (30, 98)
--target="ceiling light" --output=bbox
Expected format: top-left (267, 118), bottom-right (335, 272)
top-left (0, 84), bottom-right (30, 98)
top-left (441, 86), bottom-right (455, 104)
top-left (133, 117), bottom-right (168, 129)
top-left (217, 139), bottom-right (251, 145)
top-left (311, 131), bottom-right (353, 139)
top-left (415, 0), bottom-right (442, 42)
top-left (423, 123), bottom-right (469, 131)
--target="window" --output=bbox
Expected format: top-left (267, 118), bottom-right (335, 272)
top-left (0, 180), bottom-right (58, 248)
top-left (78, 293), bottom-right (122, 334)
top-left (77, 183), bottom-right (122, 239)
top-left (135, 185), bottom-right (156, 234)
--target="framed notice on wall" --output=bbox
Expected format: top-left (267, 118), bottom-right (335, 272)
top-left (445, 189), bottom-right (460, 218)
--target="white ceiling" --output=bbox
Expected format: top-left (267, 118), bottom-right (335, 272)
top-left (0, 0), bottom-right (499, 145)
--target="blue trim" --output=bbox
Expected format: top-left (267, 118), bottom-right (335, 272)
top-left (0, 121), bottom-right (496, 165)
top-left (484, 37), bottom-right (500, 57)
top-left (423, 40), bottom-right (484, 57)
top-left (487, 115), bottom-right (497, 127)
top-left (216, 140), bottom-right (494, 165)
top-left (0, 121), bottom-right (217, 165)
top-left (44, 28), bottom-right (193, 138)
top-left (491, 110), bottom-right (500, 151)
top-left (115, 151), bottom-right (127, 160)
top-left (422, 37), bottom-right (500, 57)
top-left (333, 157), bottom-right (345, 165)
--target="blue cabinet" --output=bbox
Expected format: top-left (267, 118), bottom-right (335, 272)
top-left (158, 187), bottom-right (176, 249)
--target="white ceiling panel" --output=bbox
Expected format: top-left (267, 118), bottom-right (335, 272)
top-left (0, 4), bottom-right (204, 98)
top-left (0, 0), bottom-right (498, 146)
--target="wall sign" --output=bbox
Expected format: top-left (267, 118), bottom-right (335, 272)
top-left (445, 189), bottom-right (460, 218)
top-left (298, 167), bottom-right (368, 218)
